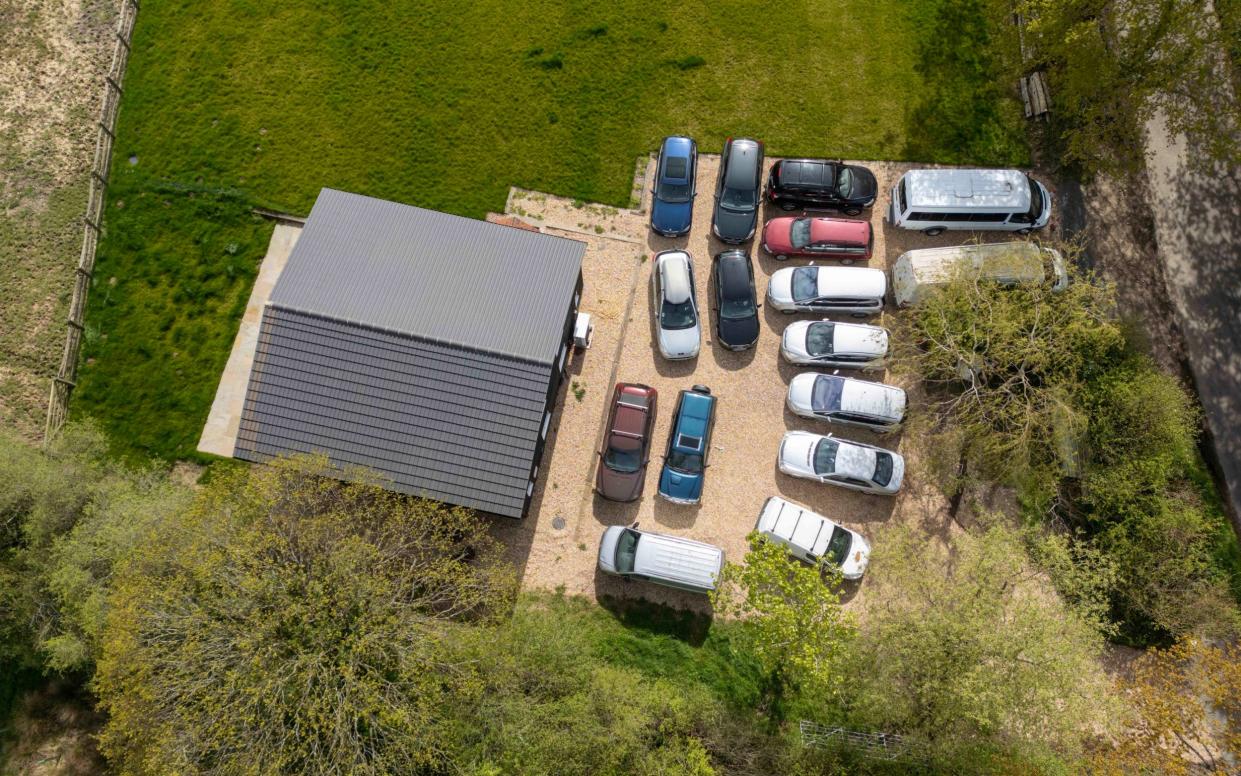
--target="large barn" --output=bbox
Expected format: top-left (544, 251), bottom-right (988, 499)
top-left (228, 188), bottom-right (585, 518)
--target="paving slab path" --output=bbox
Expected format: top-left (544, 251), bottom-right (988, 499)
top-left (1144, 109), bottom-right (1241, 527)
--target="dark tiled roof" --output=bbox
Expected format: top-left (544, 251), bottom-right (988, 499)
top-left (270, 188), bottom-right (584, 363)
top-left (234, 189), bottom-right (584, 517)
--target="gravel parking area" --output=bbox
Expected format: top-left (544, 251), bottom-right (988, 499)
top-left (492, 155), bottom-right (1060, 610)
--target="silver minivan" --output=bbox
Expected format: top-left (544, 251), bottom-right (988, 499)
top-left (887, 169), bottom-right (1051, 236)
top-left (597, 525), bottom-right (724, 593)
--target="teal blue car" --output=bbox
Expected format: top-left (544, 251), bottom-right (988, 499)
top-left (657, 386), bottom-right (717, 504)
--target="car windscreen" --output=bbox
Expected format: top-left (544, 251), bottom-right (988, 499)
top-left (812, 438), bottom-right (839, 476)
top-left (824, 526), bottom-right (853, 566)
top-left (661, 298), bottom-right (696, 330)
top-left (837, 167), bottom-right (855, 198)
top-left (667, 449), bottom-right (704, 474)
top-left (872, 452), bottom-right (894, 487)
top-left (805, 322), bottom-right (835, 356)
top-left (811, 376), bottom-right (843, 413)
top-left (721, 186), bottom-right (756, 211)
top-left (790, 218), bottom-right (812, 249)
top-left (1026, 175), bottom-right (1044, 219)
top-left (615, 529), bottom-right (640, 573)
top-left (605, 436), bottom-right (643, 474)
top-left (791, 267), bottom-right (818, 303)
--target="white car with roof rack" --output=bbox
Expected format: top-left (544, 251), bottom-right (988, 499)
top-left (780, 320), bottom-right (889, 370)
top-left (651, 249), bottom-right (701, 360)
top-left (755, 496), bottom-right (871, 579)
top-left (777, 430), bottom-right (904, 495)
top-left (766, 265), bottom-right (886, 317)
top-left (786, 373), bottom-right (906, 433)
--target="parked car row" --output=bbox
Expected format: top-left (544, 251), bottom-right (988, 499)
top-left (604, 137), bottom-right (1062, 599)
top-left (650, 135), bottom-right (1053, 240)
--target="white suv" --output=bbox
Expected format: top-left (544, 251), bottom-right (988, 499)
top-left (766, 265), bottom-right (886, 317)
top-left (651, 250), bottom-right (701, 360)
top-left (755, 496), bottom-right (871, 579)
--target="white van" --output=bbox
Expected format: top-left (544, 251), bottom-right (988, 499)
top-left (887, 169), bottom-right (1051, 236)
top-left (891, 241), bottom-right (1069, 307)
top-left (597, 525), bottom-right (724, 593)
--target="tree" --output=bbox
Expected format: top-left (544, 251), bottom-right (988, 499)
top-left (893, 260), bottom-right (1125, 493)
top-left (895, 263), bottom-right (1239, 643)
top-left (95, 455), bottom-right (516, 775)
top-left (0, 422), bottom-right (189, 673)
top-left (842, 523), bottom-right (1118, 764)
top-left (712, 533), bottom-right (854, 700)
top-left (1090, 638), bottom-right (1241, 774)
top-left (1016, 0), bottom-right (1238, 174)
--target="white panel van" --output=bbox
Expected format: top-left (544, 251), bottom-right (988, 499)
top-left (891, 241), bottom-right (1069, 307)
top-left (597, 525), bottom-right (724, 593)
top-left (887, 169), bottom-right (1051, 236)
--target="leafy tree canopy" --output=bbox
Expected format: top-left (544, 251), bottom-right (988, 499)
top-left (95, 455), bottom-right (516, 776)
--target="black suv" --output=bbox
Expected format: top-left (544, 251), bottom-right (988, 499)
top-left (712, 137), bottom-right (764, 243)
top-left (765, 159), bottom-right (878, 215)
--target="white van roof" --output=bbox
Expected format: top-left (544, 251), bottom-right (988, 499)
top-left (892, 241), bottom-right (1066, 306)
top-left (903, 169), bottom-right (1031, 211)
top-left (633, 530), bottom-right (724, 590)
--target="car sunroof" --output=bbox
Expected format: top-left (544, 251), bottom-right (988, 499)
top-left (677, 433), bottom-right (703, 450)
top-left (666, 158), bottom-right (688, 178)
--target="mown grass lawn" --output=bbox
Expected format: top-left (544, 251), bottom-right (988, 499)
top-left (76, 0), bottom-right (1027, 462)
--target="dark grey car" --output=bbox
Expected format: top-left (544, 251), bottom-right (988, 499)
top-left (712, 250), bottom-right (760, 350)
top-left (712, 137), bottom-right (764, 244)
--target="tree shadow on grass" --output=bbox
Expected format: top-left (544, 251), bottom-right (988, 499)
top-left (902, 0), bottom-right (1029, 167)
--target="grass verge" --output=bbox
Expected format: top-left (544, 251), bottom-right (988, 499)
top-left (78, 0), bottom-right (1028, 461)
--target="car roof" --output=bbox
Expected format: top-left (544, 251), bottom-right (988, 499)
top-left (827, 322), bottom-right (888, 356)
top-left (674, 390), bottom-right (714, 441)
top-left (811, 266), bottom-right (887, 297)
top-left (832, 439), bottom-right (879, 480)
top-left (757, 496), bottom-right (841, 557)
top-left (658, 251), bottom-right (693, 303)
top-left (715, 252), bottom-right (751, 296)
top-left (903, 169), bottom-right (1031, 210)
top-left (632, 529), bottom-right (723, 589)
top-left (724, 138), bottom-right (762, 188)
top-left (840, 378), bottom-right (906, 420)
top-left (661, 135), bottom-right (695, 157)
top-left (808, 218), bottom-right (871, 245)
top-left (776, 159), bottom-right (836, 188)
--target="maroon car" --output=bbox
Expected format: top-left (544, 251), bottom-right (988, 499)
top-left (595, 383), bottom-right (658, 502)
top-left (761, 216), bottom-right (874, 263)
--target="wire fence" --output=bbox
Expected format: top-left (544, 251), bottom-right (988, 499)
top-left (44, 0), bottom-right (140, 442)
top-left (799, 720), bottom-right (928, 764)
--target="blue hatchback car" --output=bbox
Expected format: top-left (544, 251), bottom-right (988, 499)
top-left (650, 136), bottom-right (698, 237)
top-left (657, 385), bottom-right (717, 504)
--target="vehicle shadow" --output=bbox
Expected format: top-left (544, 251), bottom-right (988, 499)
top-left (595, 582), bottom-right (715, 640)
top-left (651, 493), bottom-right (702, 529)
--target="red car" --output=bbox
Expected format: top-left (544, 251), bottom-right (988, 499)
top-left (595, 383), bottom-right (658, 502)
top-left (761, 216), bottom-right (873, 263)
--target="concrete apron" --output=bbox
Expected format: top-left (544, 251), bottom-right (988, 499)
top-left (198, 222), bottom-right (302, 457)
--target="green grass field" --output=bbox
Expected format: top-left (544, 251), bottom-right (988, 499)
top-left (76, 0), bottom-right (1027, 462)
